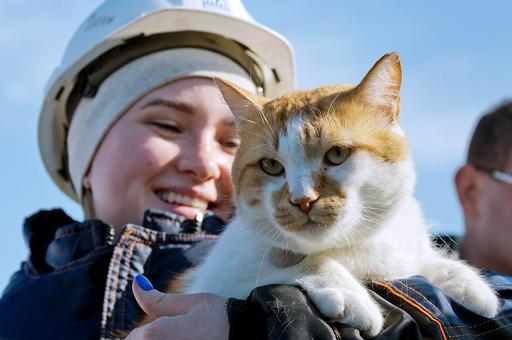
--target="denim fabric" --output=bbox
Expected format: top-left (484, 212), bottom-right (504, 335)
top-left (226, 276), bottom-right (512, 340)
top-left (361, 273), bottom-right (512, 339)
top-left (0, 209), bottom-right (218, 339)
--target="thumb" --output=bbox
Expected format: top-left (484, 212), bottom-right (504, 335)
top-left (132, 274), bottom-right (198, 318)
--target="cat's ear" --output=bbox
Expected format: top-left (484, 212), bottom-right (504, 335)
top-left (214, 78), bottom-right (269, 124)
top-left (356, 52), bottom-right (402, 121)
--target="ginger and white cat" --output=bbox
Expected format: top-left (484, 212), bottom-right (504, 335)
top-left (181, 53), bottom-right (499, 336)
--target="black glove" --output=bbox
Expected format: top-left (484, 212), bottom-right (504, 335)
top-left (227, 284), bottom-right (339, 340)
top-left (226, 277), bottom-right (512, 340)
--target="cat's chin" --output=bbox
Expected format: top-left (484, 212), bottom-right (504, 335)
top-left (265, 222), bottom-right (356, 255)
top-left (240, 205), bottom-right (361, 253)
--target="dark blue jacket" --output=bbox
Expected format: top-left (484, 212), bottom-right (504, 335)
top-left (0, 209), bottom-right (222, 339)
top-left (1, 209), bottom-right (511, 339)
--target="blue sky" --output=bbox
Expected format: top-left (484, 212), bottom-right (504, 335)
top-left (0, 1), bottom-right (511, 289)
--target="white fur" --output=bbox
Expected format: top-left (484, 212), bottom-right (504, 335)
top-left (279, 115), bottom-right (318, 202)
top-left (390, 123), bottom-right (405, 136)
top-left (185, 119), bottom-right (499, 336)
top-left (363, 64), bottom-right (400, 113)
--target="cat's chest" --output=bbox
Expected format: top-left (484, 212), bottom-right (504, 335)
top-left (316, 244), bottom-right (421, 280)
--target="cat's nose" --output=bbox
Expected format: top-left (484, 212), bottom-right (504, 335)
top-left (290, 193), bottom-right (319, 214)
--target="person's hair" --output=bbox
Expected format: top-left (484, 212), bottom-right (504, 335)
top-left (468, 101), bottom-right (512, 171)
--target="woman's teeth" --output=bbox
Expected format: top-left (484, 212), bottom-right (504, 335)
top-left (157, 191), bottom-right (208, 210)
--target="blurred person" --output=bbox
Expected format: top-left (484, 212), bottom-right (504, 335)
top-left (455, 101), bottom-right (512, 275)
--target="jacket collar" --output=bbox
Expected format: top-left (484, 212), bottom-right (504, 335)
top-left (23, 208), bottom-right (226, 273)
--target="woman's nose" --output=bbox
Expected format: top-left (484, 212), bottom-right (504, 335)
top-left (176, 137), bottom-right (221, 181)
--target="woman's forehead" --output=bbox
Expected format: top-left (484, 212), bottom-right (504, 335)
top-left (147, 77), bottom-right (219, 97)
top-left (123, 77), bottom-right (236, 127)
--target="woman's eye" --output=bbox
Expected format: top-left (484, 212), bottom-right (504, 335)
top-left (260, 158), bottom-right (285, 176)
top-left (221, 138), bottom-right (241, 149)
top-left (151, 121), bottom-right (181, 133)
top-left (324, 146), bottom-right (351, 165)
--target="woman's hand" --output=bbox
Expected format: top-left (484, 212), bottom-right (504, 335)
top-left (127, 275), bottom-right (229, 340)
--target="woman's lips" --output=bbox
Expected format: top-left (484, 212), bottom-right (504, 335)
top-left (156, 190), bottom-right (209, 210)
top-left (155, 190), bottom-right (210, 219)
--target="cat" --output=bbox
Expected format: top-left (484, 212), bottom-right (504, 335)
top-left (178, 52), bottom-right (499, 336)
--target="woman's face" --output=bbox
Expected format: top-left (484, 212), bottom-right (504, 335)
top-left (86, 77), bottom-right (238, 227)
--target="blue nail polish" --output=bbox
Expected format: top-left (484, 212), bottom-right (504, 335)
top-left (136, 274), bottom-right (153, 291)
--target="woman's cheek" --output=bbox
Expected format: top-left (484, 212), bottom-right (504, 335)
top-left (138, 136), bottom-right (181, 168)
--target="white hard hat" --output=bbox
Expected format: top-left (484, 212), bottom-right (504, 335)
top-left (38, 0), bottom-right (296, 201)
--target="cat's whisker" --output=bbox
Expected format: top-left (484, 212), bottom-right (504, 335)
top-left (360, 215), bottom-right (385, 223)
top-left (361, 204), bottom-right (392, 211)
top-left (361, 207), bottom-right (388, 215)
top-left (254, 107), bottom-right (276, 139)
top-left (326, 91), bottom-right (343, 117)
top-left (259, 222), bottom-right (278, 240)
top-left (245, 144), bottom-right (269, 152)
top-left (360, 214), bottom-right (386, 225)
top-left (431, 229), bottom-right (458, 253)
top-left (238, 117), bottom-right (276, 140)
top-left (358, 213), bottom-right (383, 224)
top-left (241, 129), bottom-right (272, 140)
top-left (254, 218), bottom-right (281, 241)
top-left (254, 226), bottom-right (281, 290)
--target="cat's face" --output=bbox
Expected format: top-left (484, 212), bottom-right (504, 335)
top-left (219, 53), bottom-right (415, 253)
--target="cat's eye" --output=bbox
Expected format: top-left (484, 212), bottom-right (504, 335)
top-left (324, 146), bottom-right (351, 165)
top-left (260, 158), bottom-right (285, 176)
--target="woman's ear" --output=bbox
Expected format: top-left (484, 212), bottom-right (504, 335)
top-left (455, 164), bottom-right (480, 223)
top-left (81, 172), bottom-right (96, 219)
top-left (83, 174), bottom-right (91, 190)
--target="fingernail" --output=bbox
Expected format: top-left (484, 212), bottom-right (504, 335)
top-left (135, 274), bottom-right (153, 291)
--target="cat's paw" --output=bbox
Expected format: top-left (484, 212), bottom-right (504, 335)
top-left (426, 261), bottom-right (499, 318)
top-left (438, 270), bottom-right (499, 318)
top-left (308, 287), bottom-right (384, 337)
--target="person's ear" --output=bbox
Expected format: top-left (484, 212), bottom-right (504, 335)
top-left (455, 164), bottom-right (480, 222)
top-left (81, 172), bottom-right (96, 219)
top-left (83, 174), bottom-right (92, 190)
